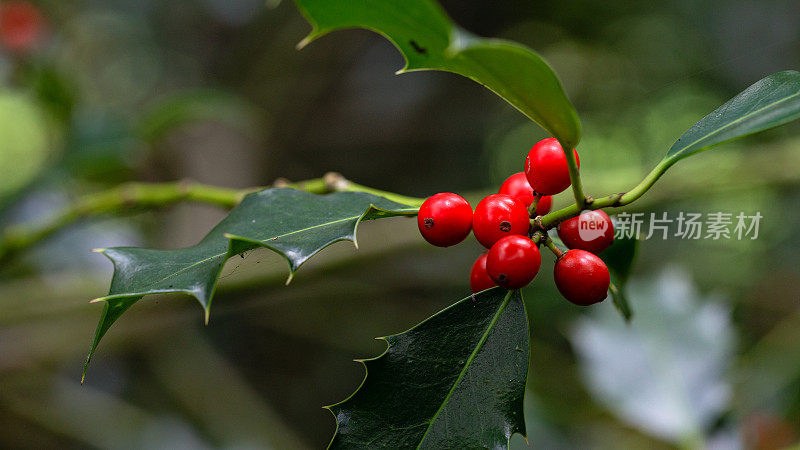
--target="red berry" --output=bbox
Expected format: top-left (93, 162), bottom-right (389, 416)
top-left (535, 195), bottom-right (553, 216)
top-left (498, 172), bottom-right (553, 216)
top-left (557, 210), bottom-right (614, 254)
top-left (470, 253), bottom-right (496, 293)
top-left (524, 137), bottom-right (580, 195)
top-left (417, 193), bottom-right (473, 247)
top-left (472, 194), bottom-right (530, 248)
top-left (486, 235), bottom-right (541, 289)
top-left (0, 1), bottom-right (44, 53)
top-left (554, 249), bottom-right (610, 305)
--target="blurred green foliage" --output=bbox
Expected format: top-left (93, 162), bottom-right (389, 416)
top-left (0, 89), bottom-right (52, 197)
top-left (0, 0), bottom-right (799, 448)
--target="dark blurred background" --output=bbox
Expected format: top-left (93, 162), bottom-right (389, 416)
top-left (1, 0), bottom-right (799, 448)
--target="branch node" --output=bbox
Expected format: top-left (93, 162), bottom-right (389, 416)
top-left (120, 186), bottom-right (138, 208)
top-left (531, 216), bottom-right (545, 231)
top-left (324, 172), bottom-right (351, 192)
top-left (176, 178), bottom-right (196, 198)
top-left (272, 177), bottom-right (291, 188)
top-left (611, 192), bottom-right (626, 207)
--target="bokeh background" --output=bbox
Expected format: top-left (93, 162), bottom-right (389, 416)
top-left (1, 0), bottom-right (799, 448)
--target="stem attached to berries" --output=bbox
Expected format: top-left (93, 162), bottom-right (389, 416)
top-left (558, 139), bottom-right (586, 210)
top-left (539, 158), bottom-right (673, 229)
top-left (528, 193), bottom-right (542, 217)
top-left (543, 237), bottom-right (564, 258)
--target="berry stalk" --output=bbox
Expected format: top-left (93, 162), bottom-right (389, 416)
top-left (538, 158), bottom-right (673, 229)
top-left (542, 237), bottom-right (564, 258)
top-left (527, 193), bottom-right (542, 217)
top-left (558, 138), bottom-right (587, 209)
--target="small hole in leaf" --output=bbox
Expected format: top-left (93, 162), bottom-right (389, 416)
top-left (409, 39), bottom-right (427, 54)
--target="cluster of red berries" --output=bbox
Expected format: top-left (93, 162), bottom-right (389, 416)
top-left (417, 138), bottom-right (615, 306)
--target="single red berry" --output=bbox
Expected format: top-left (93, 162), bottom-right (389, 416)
top-left (472, 194), bottom-right (530, 248)
top-left (524, 137), bottom-right (580, 195)
top-left (0, 1), bottom-right (44, 53)
top-left (486, 235), bottom-right (541, 289)
top-left (535, 195), bottom-right (553, 216)
top-left (557, 210), bottom-right (614, 254)
top-left (417, 193), bottom-right (473, 247)
top-left (554, 249), bottom-right (610, 305)
top-left (470, 253), bottom-right (496, 293)
top-left (498, 172), bottom-right (553, 216)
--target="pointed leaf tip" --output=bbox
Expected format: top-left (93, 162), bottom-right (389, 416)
top-left (665, 70), bottom-right (800, 163)
top-left (84, 189), bottom-right (418, 375)
top-left (296, 36), bottom-right (313, 50)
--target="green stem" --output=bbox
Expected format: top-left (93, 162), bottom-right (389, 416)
top-left (0, 181), bottom-right (247, 264)
top-left (528, 193), bottom-right (542, 218)
top-left (0, 174), bottom-right (425, 265)
top-left (342, 182), bottom-right (425, 207)
top-left (617, 158), bottom-right (674, 205)
top-left (543, 237), bottom-right (564, 258)
top-left (560, 139), bottom-right (586, 209)
top-left (1, 152), bottom-right (674, 266)
top-left (321, 172), bottom-right (426, 207)
top-left (539, 158), bottom-right (673, 229)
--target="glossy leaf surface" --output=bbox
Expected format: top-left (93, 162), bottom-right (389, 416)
top-left (84, 189), bottom-right (417, 380)
top-left (328, 288), bottom-right (528, 449)
top-left (666, 70), bottom-right (800, 162)
top-left (293, 0), bottom-right (581, 148)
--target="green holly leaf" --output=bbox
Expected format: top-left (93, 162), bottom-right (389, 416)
top-left (293, 0), bottom-right (581, 148)
top-left (84, 189), bottom-right (417, 381)
top-left (665, 70), bottom-right (800, 163)
top-left (327, 288), bottom-right (529, 448)
top-left (601, 234), bottom-right (639, 321)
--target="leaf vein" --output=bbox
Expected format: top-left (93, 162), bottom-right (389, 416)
top-left (414, 290), bottom-right (514, 448)
top-left (143, 207), bottom-right (417, 289)
top-left (675, 88), bottom-right (800, 155)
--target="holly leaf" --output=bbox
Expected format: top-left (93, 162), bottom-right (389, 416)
top-left (327, 288), bottom-right (529, 448)
top-left (601, 234), bottom-right (639, 321)
top-left (607, 282), bottom-right (632, 322)
top-left (665, 70), bottom-right (800, 163)
top-left (293, 0), bottom-right (581, 148)
top-left (84, 188), bottom-right (417, 381)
